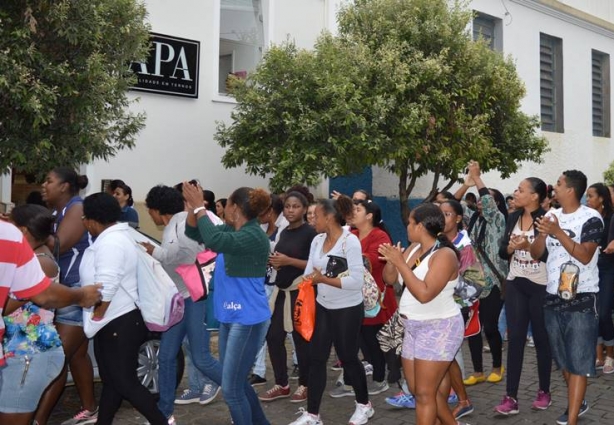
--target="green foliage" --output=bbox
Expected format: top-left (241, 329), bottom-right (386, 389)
top-left (216, 0), bottom-right (549, 207)
top-left (604, 160), bottom-right (614, 186)
top-left (0, 0), bottom-right (150, 177)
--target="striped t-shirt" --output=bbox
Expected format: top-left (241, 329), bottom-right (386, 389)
top-left (0, 221), bottom-right (51, 365)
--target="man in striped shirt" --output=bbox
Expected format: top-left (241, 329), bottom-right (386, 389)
top-left (0, 220), bottom-right (101, 376)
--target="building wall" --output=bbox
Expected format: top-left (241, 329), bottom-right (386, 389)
top-left (86, 0), bottom-right (334, 205)
top-left (371, 0), bottom-right (614, 205)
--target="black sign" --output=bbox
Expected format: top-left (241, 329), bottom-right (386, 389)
top-left (130, 33), bottom-right (200, 98)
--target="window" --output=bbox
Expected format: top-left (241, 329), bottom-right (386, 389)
top-left (473, 12), bottom-right (502, 51)
top-left (218, 0), bottom-right (265, 94)
top-left (592, 50), bottom-right (611, 138)
top-left (540, 33), bottom-right (564, 133)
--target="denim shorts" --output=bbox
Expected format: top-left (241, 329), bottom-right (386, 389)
top-left (0, 347), bottom-right (65, 413)
top-left (55, 278), bottom-right (84, 326)
top-left (55, 304), bottom-right (84, 326)
top-left (402, 313), bottom-right (464, 361)
top-left (544, 303), bottom-right (598, 377)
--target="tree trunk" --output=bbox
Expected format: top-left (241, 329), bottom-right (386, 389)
top-left (398, 162), bottom-right (419, 227)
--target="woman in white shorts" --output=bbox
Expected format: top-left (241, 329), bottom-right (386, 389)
top-left (379, 203), bottom-right (464, 425)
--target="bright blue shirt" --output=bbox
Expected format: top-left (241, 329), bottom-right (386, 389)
top-left (213, 254), bottom-right (270, 325)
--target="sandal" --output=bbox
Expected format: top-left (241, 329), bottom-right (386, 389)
top-left (603, 357), bottom-right (614, 374)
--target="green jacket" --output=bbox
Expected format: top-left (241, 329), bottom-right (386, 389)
top-left (185, 217), bottom-right (269, 277)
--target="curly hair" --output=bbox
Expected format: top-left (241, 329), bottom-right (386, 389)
top-left (145, 185), bottom-right (185, 216)
top-left (229, 187), bottom-right (271, 220)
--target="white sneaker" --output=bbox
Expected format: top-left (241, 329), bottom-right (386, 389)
top-left (289, 407), bottom-right (324, 425)
top-left (349, 401), bottom-right (374, 425)
top-left (362, 361), bottom-right (373, 376)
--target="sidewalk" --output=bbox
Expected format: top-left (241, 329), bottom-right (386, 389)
top-left (49, 341), bottom-right (614, 424)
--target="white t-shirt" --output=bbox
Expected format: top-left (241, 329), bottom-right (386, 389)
top-left (508, 220), bottom-right (548, 284)
top-left (545, 206), bottom-right (604, 295)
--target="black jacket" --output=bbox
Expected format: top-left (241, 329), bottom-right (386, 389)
top-left (499, 207), bottom-right (548, 263)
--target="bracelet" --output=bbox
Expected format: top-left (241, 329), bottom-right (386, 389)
top-left (193, 206), bottom-right (206, 215)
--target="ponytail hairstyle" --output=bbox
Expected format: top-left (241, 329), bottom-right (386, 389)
top-left (318, 195), bottom-right (354, 226)
top-left (10, 204), bottom-right (55, 243)
top-left (525, 177), bottom-right (548, 203)
top-left (229, 187), bottom-right (271, 220)
top-left (52, 167), bottom-right (88, 195)
top-left (411, 203), bottom-right (459, 259)
top-left (116, 183), bottom-right (134, 207)
top-left (354, 199), bottom-right (392, 240)
top-left (441, 199), bottom-right (464, 232)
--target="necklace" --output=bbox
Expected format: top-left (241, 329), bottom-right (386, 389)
top-left (520, 214), bottom-right (534, 232)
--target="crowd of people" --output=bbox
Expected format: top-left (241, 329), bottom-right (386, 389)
top-left (0, 161), bottom-right (612, 425)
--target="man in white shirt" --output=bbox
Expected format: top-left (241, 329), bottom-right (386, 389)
top-left (531, 170), bottom-right (603, 425)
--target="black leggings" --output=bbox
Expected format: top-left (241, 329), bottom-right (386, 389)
top-left (308, 302), bottom-right (368, 414)
top-left (468, 285), bottom-right (503, 372)
top-left (360, 325), bottom-right (385, 382)
top-left (94, 309), bottom-right (166, 425)
top-left (504, 277), bottom-right (551, 398)
top-left (266, 290), bottom-right (310, 387)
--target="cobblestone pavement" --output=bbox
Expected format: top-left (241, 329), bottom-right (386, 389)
top-left (49, 340), bottom-right (614, 425)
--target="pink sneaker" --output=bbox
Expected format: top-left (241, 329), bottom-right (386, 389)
top-left (494, 395), bottom-right (519, 415)
top-left (531, 390), bottom-right (552, 410)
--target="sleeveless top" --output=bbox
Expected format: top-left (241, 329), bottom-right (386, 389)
top-left (398, 244), bottom-right (460, 321)
top-left (54, 196), bottom-right (89, 286)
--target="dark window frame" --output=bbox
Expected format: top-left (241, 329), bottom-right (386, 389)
top-left (592, 49), bottom-right (611, 138)
top-left (540, 33), bottom-right (564, 133)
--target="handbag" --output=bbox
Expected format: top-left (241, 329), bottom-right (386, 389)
top-left (325, 255), bottom-right (348, 278)
top-left (376, 309), bottom-right (404, 355)
top-left (328, 239), bottom-right (383, 317)
top-left (464, 301), bottom-right (481, 338)
top-left (176, 249), bottom-right (217, 302)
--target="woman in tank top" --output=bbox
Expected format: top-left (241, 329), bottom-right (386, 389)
top-left (379, 203), bottom-right (464, 425)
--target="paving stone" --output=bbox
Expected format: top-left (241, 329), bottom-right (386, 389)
top-left (49, 340), bottom-right (614, 424)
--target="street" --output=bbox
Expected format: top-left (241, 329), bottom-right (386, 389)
top-left (48, 339), bottom-right (614, 424)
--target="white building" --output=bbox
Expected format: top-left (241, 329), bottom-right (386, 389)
top-left (373, 0), bottom-right (614, 201)
top-left (2, 0), bottom-right (613, 240)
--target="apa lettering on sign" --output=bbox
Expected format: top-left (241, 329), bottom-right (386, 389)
top-left (133, 41), bottom-right (193, 81)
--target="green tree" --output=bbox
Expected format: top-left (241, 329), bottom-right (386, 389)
top-left (604, 160), bottom-right (614, 186)
top-left (216, 0), bottom-right (548, 222)
top-left (0, 0), bottom-right (150, 177)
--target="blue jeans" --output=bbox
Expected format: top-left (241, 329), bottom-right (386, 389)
top-left (184, 338), bottom-right (217, 393)
top-left (158, 298), bottom-right (222, 417)
top-left (219, 320), bottom-right (271, 425)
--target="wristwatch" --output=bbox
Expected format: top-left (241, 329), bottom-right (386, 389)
top-left (193, 206), bottom-right (207, 215)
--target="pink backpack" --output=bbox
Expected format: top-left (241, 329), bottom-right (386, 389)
top-left (176, 249), bottom-right (217, 302)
